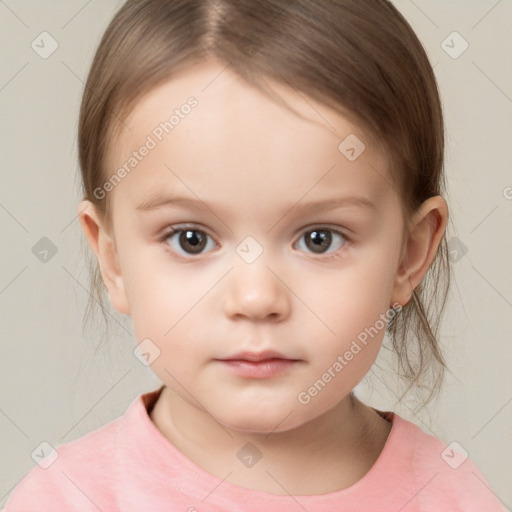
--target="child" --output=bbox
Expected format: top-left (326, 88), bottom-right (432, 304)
top-left (3, 0), bottom-right (506, 510)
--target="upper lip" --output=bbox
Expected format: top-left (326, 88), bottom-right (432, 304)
top-left (217, 350), bottom-right (297, 362)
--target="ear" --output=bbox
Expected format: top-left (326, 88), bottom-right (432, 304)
top-left (391, 196), bottom-right (448, 307)
top-left (77, 200), bottom-right (130, 315)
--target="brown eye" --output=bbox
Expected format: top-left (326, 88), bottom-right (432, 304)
top-left (178, 230), bottom-right (207, 254)
top-left (164, 227), bottom-right (215, 256)
top-left (306, 230), bottom-right (331, 253)
top-left (296, 228), bottom-right (347, 255)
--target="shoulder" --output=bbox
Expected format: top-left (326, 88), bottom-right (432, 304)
top-left (2, 412), bottom-right (122, 511)
top-left (391, 414), bottom-right (506, 511)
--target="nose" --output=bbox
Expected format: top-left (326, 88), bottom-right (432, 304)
top-left (223, 254), bottom-right (291, 322)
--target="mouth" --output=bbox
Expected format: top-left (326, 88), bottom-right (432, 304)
top-left (218, 350), bottom-right (297, 362)
top-left (214, 351), bottom-right (301, 379)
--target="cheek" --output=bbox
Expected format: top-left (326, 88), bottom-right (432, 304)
top-left (121, 252), bottom-right (218, 356)
top-left (127, 276), bottom-right (188, 340)
top-left (295, 252), bottom-right (399, 374)
top-left (303, 258), bottom-right (397, 335)
top-left (116, 245), bottom-right (178, 334)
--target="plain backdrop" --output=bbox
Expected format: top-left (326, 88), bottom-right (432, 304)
top-left (1, 0), bottom-right (511, 508)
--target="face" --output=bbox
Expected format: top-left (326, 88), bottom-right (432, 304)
top-left (96, 59), bottom-right (409, 433)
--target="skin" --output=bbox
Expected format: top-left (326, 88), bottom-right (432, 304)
top-left (78, 58), bottom-right (448, 495)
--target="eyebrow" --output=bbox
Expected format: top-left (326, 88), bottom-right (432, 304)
top-left (135, 192), bottom-right (377, 215)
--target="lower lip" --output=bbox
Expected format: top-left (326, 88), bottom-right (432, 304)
top-left (215, 358), bottom-right (298, 378)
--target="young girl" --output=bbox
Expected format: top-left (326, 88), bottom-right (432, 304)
top-left (3, 0), bottom-right (506, 510)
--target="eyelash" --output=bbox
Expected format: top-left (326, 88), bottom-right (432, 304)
top-left (158, 224), bottom-right (352, 262)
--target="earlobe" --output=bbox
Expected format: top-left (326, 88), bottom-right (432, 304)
top-left (76, 200), bottom-right (130, 315)
top-left (391, 196), bottom-right (448, 307)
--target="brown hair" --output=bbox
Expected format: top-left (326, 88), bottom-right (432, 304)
top-left (78, 0), bottom-right (454, 412)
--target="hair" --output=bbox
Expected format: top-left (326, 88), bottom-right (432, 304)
top-left (77, 0), bottom-right (455, 413)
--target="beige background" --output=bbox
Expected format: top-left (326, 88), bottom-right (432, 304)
top-left (1, 0), bottom-right (511, 508)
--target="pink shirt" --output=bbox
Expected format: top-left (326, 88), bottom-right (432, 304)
top-left (3, 385), bottom-right (506, 511)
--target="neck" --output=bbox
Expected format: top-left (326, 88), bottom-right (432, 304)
top-left (150, 385), bottom-right (391, 495)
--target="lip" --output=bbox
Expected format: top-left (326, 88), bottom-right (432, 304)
top-left (215, 358), bottom-right (299, 378)
top-left (214, 350), bottom-right (300, 379)
top-left (219, 350), bottom-right (294, 362)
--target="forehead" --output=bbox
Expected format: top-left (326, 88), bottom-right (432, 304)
top-left (108, 59), bottom-right (395, 216)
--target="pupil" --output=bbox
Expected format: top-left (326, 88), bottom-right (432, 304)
top-left (309, 230), bottom-right (331, 253)
top-left (186, 231), bottom-right (200, 245)
top-left (181, 230), bottom-right (205, 253)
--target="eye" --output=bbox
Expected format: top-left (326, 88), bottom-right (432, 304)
top-left (162, 226), bottom-right (217, 257)
top-left (160, 224), bottom-right (349, 260)
top-left (295, 227), bottom-right (348, 256)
